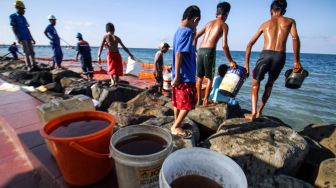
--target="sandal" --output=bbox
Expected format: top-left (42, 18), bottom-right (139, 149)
top-left (171, 129), bottom-right (193, 139)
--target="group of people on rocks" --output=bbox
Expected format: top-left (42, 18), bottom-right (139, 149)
top-left (8, 0), bottom-right (303, 139)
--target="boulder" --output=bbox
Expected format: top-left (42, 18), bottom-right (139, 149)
top-left (296, 136), bottom-right (335, 184)
top-left (206, 118), bottom-right (309, 186)
top-left (8, 70), bottom-right (32, 82)
top-left (315, 158), bottom-right (336, 188)
top-left (51, 69), bottom-right (81, 83)
top-left (63, 79), bottom-right (96, 96)
top-left (140, 116), bottom-right (200, 150)
top-left (299, 124), bottom-right (336, 156)
top-left (255, 175), bottom-right (314, 188)
top-left (108, 89), bottom-right (173, 126)
top-left (60, 77), bottom-right (80, 88)
top-left (0, 60), bottom-right (25, 71)
top-left (98, 85), bottom-right (143, 111)
top-left (187, 103), bottom-right (228, 131)
top-left (27, 71), bottom-right (53, 87)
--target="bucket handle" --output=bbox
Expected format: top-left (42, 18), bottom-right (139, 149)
top-left (69, 142), bottom-right (109, 159)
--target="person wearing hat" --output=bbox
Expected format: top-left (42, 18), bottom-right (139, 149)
top-left (44, 14), bottom-right (63, 69)
top-left (9, 0), bottom-right (37, 70)
top-left (153, 42), bottom-right (170, 93)
top-left (75, 33), bottom-right (94, 80)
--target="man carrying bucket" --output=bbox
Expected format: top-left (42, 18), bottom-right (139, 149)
top-left (170, 6), bottom-right (201, 139)
top-left (245, 0), bottom-right (303, 121)
top-left (9, 0), bottom-right (37, 71)
top-left (193, 2), bottom-right (237, 106)
top-left (153, 42), bottom-right (170, 93)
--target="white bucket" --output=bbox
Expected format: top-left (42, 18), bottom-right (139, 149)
top-left (110, 125), bottom-right (173, 188)
top-left (159, 147), bottom-right (247, 188)
top-left (163, 72), bottom-right (172, 91)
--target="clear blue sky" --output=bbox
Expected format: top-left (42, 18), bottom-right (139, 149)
top-left (1, 0), bottom-right (335, 54)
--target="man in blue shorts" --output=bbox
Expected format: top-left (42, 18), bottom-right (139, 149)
top-left (9, 1), bottom-right (36, 70)
top-left (171, 5), bottom-right (201, 139)
top-left (44, 15), bottom-right (63, 69)
top-left (245, 0), bottom-right (303, 121)
top-left (75, 33), bottom-right (94, 80)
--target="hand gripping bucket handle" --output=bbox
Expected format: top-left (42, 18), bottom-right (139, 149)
top-left (69, 141), bottom-right (109, 159)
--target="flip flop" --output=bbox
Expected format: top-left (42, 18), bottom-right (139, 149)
top-left (171, 129), bottom-right (193, 139)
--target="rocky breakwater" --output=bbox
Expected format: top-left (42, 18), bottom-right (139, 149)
top-left (206, 118), bottom-right (310, 187)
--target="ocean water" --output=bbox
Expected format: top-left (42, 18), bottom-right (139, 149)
top-left (1, 46), bottom-right (335, 130)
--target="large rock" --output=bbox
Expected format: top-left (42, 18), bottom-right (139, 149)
top-left (255, 175), bottom-right (314, 188)
top-left (0, 60), bottom-right (26, 71)
top-left (108, 89), bottom-right (173, 126)
top-left (51, 69), bottom-right (81, 83)
top-left (297, 136), bottom-right (335, 184)
top-left (63, 79), bottom-right (95, 97)
top-left (206, 118), bottom-right (309, 186)
top-left (96, 85), bottom-right (143, 111)
top-left (315, 158), bottom-right (336, 188)
top-left (140, 116), bottom-right (200, 150)
top-left (299, 124), bottom-right (336, 156)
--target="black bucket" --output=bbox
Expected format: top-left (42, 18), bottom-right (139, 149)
top-left (285, 69), bottom-right (309, 89)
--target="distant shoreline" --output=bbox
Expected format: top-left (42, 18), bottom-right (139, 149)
top-left (0, 44), bottom-right (335, 56)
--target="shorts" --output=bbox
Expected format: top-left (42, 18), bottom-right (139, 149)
top-left (172, 82), bottom-right (196, 110)
top-left (197, 48), bottom-right (216, 79)
top-left (155, 72), bottom-right (163, 87)
top-left (107, 52), bottom-right (123, 76)
top-left (253, 50), bottom-right (286, 82)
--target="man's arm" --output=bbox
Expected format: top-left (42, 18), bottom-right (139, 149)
top-left (171, 52), bottom-right (183, 87)
top-left (44, 29), bottom-right (52, 41)
top-left (245, 25), bottom-right (263, 76)
top-left (118, 37), bottom-right (134, 59)
top-left (193, 26), bottom-right (206, 47)
top-left (97, 36), bottom-right (106, 63)
top-left (222, 23), bottom-right (237, 69)
top-left (290, 20), bottom-right (302, 72)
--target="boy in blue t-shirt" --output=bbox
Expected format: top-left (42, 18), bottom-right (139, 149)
top-left (171, 5), bottom-right (201, 139)
top-left (44, 15), bottom-right (63, 69)
top-left (75, 33), bottom-right (93, 80)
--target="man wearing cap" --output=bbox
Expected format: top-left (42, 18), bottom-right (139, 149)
top-left (9, 0), bottom-right (37, 70)
top-left (75, 33), bottom-right (94, 80)
top-left (153, 42), bottom-right (170, 93)
top-left (44, 14), bottom-right (63, 69)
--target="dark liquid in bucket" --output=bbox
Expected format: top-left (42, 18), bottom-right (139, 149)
top-left (170, 175), bottom-right (222, 188)
top-left (115, 133), bottom-right (167, 155)
top-left (49, 119), bottom-right (110, 138)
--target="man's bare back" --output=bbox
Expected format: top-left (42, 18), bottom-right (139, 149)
top-left (199, 19), bottom-right (227, 48)
top-left (103, 33), bottom-right (119, 52)
top-left (261, 16), bottom-right (295, 52)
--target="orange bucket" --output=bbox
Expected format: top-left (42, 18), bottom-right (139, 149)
top-left (40, 111), bottom-right (115, 186)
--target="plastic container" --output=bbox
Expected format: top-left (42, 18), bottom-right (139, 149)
top-left (285, 69), bottom-right (309, 89)
top-left (219, 66), bottom-right (247, 97)
top-left (37, 94), bottom-right (95, 124)
top-left (40, 111), bottom-right (115, 186)
top-left (163, 72), bottom-right (172, 91)
top-left (110, 125), bottom-right (173, 188)
top-left (159, 147), bottom-right (247, 188)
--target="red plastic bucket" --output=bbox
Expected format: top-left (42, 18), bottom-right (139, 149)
top-left (40, 111), bottom-right (115, 186)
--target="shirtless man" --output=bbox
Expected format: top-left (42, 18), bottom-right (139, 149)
top-left (194, 2), bottom-right (237, 106)
top-left (97, 23), bottom-right (134, 87)
top-left (245, 0), bottom-right (302, 121)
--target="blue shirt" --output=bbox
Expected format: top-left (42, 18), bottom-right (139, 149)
top-left (45, 24), bottom-right (60, 46)
top-left (172, 27), bottom-right (196, 83)
top-left (8, 45), bottom-right (18, 53)
top-left (76, 40), bottom-right (92, 60)
top-left (9, 12), bottom-right (32, 41)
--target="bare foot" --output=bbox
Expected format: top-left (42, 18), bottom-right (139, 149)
top-left (203, 99), bottom-right (209, 106)
top-left (245, 113), bottom-right (256, 121)
top-left (171, 127), bottom-right (192, 139)
top-left (256, 112), bottom-right (263, 119)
